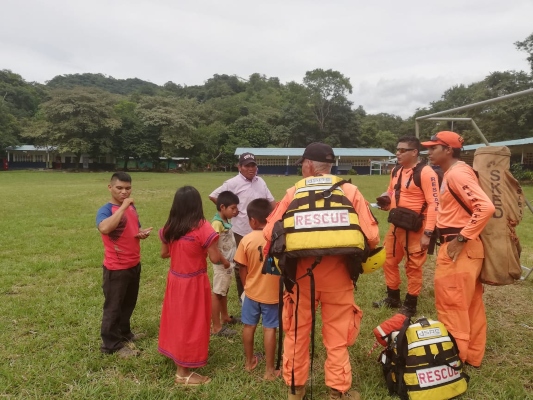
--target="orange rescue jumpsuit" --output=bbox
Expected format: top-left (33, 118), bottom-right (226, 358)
top-left (263, 177), bottom-right (380, 392)
top-left (435, 161), bottom-right (495, 367)
top-left (384, 165), bottom-right (439, 295)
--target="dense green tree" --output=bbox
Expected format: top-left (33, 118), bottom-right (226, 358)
top-left (515, 32), bottom-right (533, 73)
top-left (191, 121), bottom-right (233, 169)
top-left (0, 69), bottom-right (47, 119)
top-left (46, 73), bottom-right (160, 96)
top-left (303, 69), bottom-right (353, 133)
top-left (113, 100), bottom-right (146, 170)
top-left (203, 92), bottom-right (251, 125)
top-left (228, 115), bottom-right (271, 148)
top-left (375, 130), bottom-right (398, 153)
top-left (135, 96), bottom-right (199, 163)
top-left (0, 105), bottom-right (21, 151)
top-left (275, 81), bottom-right (315, 146)
top-left (161, 81), bottom-right (188, 97)
top-left (23, 87), bottom-right (121, 168)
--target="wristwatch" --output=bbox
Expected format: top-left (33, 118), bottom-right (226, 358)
top-left (423, 230), bottom-right (433, 238)
top-left (456, 234), bottom-right (469, 243)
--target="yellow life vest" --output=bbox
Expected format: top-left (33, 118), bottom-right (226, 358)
top-left (380, 317), bottom-right (468, 400)
top-left (282, 175), bottom-right (367, 258)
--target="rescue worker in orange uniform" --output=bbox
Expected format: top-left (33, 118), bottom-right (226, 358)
top-left (263, 143), bottom-right (380, 400)
top-left (374, 136), bottom-right (439, 317)
top-left (421, 131), bottom-right (495, 367)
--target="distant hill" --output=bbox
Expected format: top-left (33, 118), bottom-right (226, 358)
top-left (46, 73), bottom-right (160, 95)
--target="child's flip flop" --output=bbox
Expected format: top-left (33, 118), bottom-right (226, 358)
top-left (224, 316), bottom-right (242, 325)
top-left (211, 326), bottom-right (237, 337)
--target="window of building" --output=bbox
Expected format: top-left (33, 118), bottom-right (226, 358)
top-left (255, 158), bottom-right (288, 166)
top-left (342, 157), bottom-right (371, 167)
top-left (13, 153), bottom-right (33, 162)
top-left (523, 153), bottom-right (533, 165)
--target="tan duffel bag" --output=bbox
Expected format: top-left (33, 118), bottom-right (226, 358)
top-left (473, 146), bottom-right (524, 285)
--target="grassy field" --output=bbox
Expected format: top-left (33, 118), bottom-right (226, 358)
top-left (1, 170), bottom-right (532, 400)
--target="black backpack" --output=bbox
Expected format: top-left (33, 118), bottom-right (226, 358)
top-left (391, 162), bottom-right (444, 190)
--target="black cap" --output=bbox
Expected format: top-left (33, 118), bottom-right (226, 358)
top-left (239, 152), bottom-right (256, 166)
top-left (295, 142), bottom-right (335, 165)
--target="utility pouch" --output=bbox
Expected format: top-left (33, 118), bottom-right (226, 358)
top-left (262, 255), bottom-right (281, 276)
top-left (388, 207), bottom-right (423, 232)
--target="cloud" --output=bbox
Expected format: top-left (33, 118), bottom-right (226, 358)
top-left (1, 0), bottom-right (532, 117)
top-left (353, 74), bottom-right (485, 118)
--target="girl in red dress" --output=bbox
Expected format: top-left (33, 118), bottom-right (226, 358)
top-left (158, 186), bottom-right (229, 386)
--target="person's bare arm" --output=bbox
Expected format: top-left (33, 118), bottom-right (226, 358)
top-left (98, 198), bottom-right (134, 235)
top-left (238, 262), bottom-right (248, 287)
top-left (207, 241), bottom-right (229, 267)
top-left (161, 242), bottom-right (170, 258)
top-left (209, 196), bottom-right (217, 205)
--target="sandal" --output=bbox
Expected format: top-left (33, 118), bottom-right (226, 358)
top-left (211, 326), bottom-right (237, 337)
top-left (175, 371), bottom-right (211, 386)
top-left (224, 316), bottom-right (242, 325)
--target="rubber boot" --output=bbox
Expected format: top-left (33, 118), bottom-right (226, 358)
top-left (327, 387), bottom-right (361, 400)
top-left (287, 385), bottom-right (306, 400)
top-left (399, 293), bottom-right (418, 317)
top-left (372, 287), bottom-right (402, 309)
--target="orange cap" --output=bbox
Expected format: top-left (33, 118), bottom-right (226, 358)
top-left (421, 131), bottom-right (464, 149)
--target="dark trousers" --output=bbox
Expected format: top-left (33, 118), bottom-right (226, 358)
top-left (233, 233), bottom-right (245, 301)
top-left (100, 263), bottom-right (141, 353)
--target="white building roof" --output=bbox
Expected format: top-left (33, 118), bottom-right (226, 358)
top-left (6, 145), bottom-right (56, 152)
top-left (461, 137), bottom-right (533, 151)
top-left (235, 147), bottom-right (394, 158)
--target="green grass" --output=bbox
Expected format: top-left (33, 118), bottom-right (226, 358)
top-left (1, 171), bottom-right (532, 399)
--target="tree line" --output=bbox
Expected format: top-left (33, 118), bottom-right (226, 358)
top-left (1, 33), bottom-right (533, 170)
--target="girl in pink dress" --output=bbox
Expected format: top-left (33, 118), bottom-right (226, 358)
top-left (158, 186), bottom-right (229, 386)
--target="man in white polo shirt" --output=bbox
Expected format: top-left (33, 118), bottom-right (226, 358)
top-left (210, 152), bottom-right (276, 303)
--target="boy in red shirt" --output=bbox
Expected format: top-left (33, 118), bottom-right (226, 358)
top-left (234, 198), bottom-right (279, 381)
top-left (96, 172), bottom-right (152, 357)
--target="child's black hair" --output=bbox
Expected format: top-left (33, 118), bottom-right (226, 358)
top-left (216, 191), bottom-right (240, 211)
top-left (110, 171), bottom-right (132, 183)
top-left (246, 198), bottom-right (272, 225)
top-left (163, 186), bottom-right (205, 243)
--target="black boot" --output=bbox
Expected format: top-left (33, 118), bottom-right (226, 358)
top-left (399, 293), bottom-right (418, 317)
top-left (373, 287), bottom-right (402, 309)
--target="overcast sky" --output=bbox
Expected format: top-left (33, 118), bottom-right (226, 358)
top-left (2, 0), bottom-right (532, 117)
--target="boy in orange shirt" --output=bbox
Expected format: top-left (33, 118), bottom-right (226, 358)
top-left (234, 198), bottom-right (279, 381)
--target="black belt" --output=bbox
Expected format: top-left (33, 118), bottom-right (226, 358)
top-left (436, 227), bottom-right (462, 245)
top-left (439, 235), bottom-right (457, 243)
